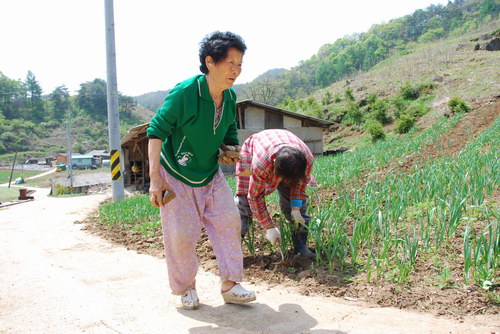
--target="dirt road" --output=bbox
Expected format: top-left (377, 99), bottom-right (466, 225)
top-left (0, 188), bottom-right (497, 334)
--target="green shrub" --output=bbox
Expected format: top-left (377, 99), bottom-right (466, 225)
top-left (396, 114), bottom-right (416, 134)
top-left (54, 183), bottom-right (71, 196)
top-left (406, 104), bottom-right (429, 118)
top-left (370, 100), bottom-right (389, 124)
top-left (418, 28), bottom-right (445, 43)
top-left (392, 96), bottom-right (409, 119)
top-left (399, 81), bottom-right (435, 101)
top-left (448, 97), bottom-right (471, 113)
top-left (417, 82), bottom-right (435, 96)
top-left (344, 87), bottom-right (355, 101)
top-left (399, 81), bottom-right (419, 100)
top-left (322, 91), bottom-right (333, 106)
top-left (365, 120), bottom-right (386, 142)
top-left (366, 93), bottom-right (378, 105)
top-left (343, 102), bottom-right (364, 125)
top-left (333, 93), bottom-right (342, 103)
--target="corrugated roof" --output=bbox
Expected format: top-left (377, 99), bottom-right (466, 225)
top-left (86, 150), bottom-right (110, 156)
top-left (120, 123), bottom-right (150, 146)
top-left (72, 154), bottom-right (94, 159)
top-left (237, 99), bottom-right (335, 127)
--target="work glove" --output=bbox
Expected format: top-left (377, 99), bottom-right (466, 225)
top-left (291, 209), bottom-right (305, 228)
top-left (265, 227), bottom-right (281, 246)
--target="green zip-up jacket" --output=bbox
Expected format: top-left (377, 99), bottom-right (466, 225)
top-left (146, 74), bottom-right (239, 187)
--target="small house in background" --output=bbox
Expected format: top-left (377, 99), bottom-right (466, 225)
top-left (55, 153), bottom-right (82, 164)
top-left (120, 100), bottom-right (335, 190)
top-left (56, 153), bottom-right (81, 164)
top-left (86, 150), bottom-right (110, 166)
top-left (71, 154), bottom-right (95, 170)
top-left (55, 153), bottom-right (68, 164)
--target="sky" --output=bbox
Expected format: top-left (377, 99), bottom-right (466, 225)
top-left (0, 0), bottom-right (449, 97)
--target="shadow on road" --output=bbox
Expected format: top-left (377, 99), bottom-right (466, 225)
top-left (179, 302), bottom-right (347, 333)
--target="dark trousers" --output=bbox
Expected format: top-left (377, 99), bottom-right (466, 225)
top-left (235, 182), bottom-right (310, 235)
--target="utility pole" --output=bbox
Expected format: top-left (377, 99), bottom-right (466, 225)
top-left (104, 0), bottom-right (124, 201)
top-left (66, 107), bottom-right (73, 188)
top-left (7, 152), bottom-right (17, 188)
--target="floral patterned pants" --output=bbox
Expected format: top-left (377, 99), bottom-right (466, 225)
top-left (159, 167), bottom-right (243, 295)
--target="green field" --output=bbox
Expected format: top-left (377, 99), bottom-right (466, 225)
top-left (97, 111), bottom-right (499, 309)
top-left (0, 169), bottom-right (41, 184)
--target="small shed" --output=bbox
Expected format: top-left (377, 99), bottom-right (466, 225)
top-left (56, 153), bottom-right (82, 164)
top-left (120, 100), bottom-right (335, 189)
top-left (55, 153), bottom-right (67, 164)
top-left (236, 100), bottom-right (333, 155)
top-left (71, 154), bottom-right (95, 169)
top-left (121, 123), bottom-right (150, 190)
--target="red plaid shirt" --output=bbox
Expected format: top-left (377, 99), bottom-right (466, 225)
top-left (236, 129), bottom-right (315, 229)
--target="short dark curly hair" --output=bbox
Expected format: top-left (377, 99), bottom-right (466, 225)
top-left (199, 31), bottom-right (247, 74)
top-left (274, 146), bottom-right (307, 184)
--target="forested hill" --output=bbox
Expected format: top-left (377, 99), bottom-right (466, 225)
top-left (135, 0), bottom-right (499, 110)
top-left (134, 90), bottom-right (169, 112)
top-left (0, 76), bottom-right (149, 158)
top-left (236, 0), bottom-right (499, 105)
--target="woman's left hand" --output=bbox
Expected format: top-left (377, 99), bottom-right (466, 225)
top-left (149, 173), bottom-right (173, 208)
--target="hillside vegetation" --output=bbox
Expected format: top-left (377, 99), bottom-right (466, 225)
top-left (237, 0), bottom-right (499, 104)
top-left (0, 77), bottom-right (151, 164)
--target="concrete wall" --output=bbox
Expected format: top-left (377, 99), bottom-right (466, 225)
top-left (283, 116), bottom-right (301, 128)
top-left (244, 106), bottom-right (265, 129)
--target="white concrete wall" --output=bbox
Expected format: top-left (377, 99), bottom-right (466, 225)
top-left (244, 107), bottom-right (265, 129)
top-left (286, 127), bottom-right (324, 155)
top-left (283, 116), bottom-right (301, 128)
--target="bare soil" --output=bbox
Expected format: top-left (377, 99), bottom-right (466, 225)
top-left (84, 98), bottom-right (499, 321)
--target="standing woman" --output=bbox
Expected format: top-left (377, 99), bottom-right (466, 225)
top-left (147, 31), bottom-right (255, 309)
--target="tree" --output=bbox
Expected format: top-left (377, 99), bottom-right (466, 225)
top-left (24, 71), bottom-right (45, 121)
top-left (418, 28), bottom-right (445, 42)
top-left (50, 85), bottom-right (70, 121)
top-left (118, 94), bottom-right (135, 117)
top-left (77, 79), bottom-right (108, 121)
top-left (315, 60), bottom-right (336, 87)
top-left (241, 77), bottom-right (284, 105)
top-left (0, 73), bottom-right (23, 119)
top-left (480, 0), bottom-right (499, 18)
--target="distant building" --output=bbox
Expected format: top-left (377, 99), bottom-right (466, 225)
top-left (55, 153), bottom-right (82, 164)
top-left (86, 150), bottom-right (110, 166)
top-left (71, 154), bottom-right (95, 169)
top-left (55, 153), bottom-right (67, 164)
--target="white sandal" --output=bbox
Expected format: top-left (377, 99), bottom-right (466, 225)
top-left (181, 289), bottom-right (199, 310)
top-left (221, 284), bottom-right (256, 304)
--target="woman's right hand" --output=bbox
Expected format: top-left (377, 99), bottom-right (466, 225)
top-left (149, 173), bottom-right (173, 208)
